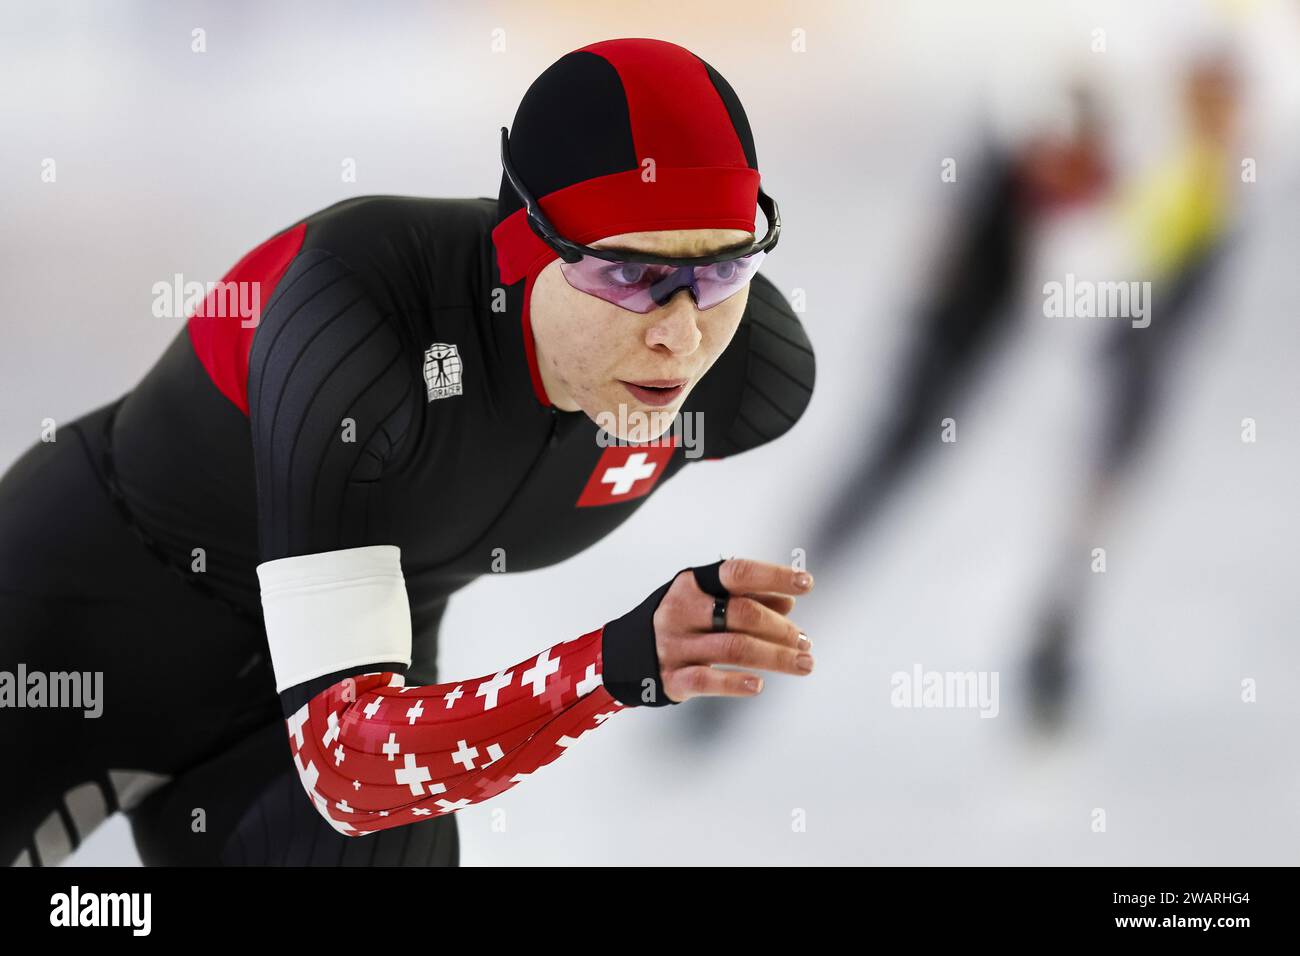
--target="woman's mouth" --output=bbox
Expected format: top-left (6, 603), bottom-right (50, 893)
top-left (620, 379), bottom-right (688, 406)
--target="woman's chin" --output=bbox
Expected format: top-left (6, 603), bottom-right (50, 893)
top-left (592, 399), bottom-right (681, 443)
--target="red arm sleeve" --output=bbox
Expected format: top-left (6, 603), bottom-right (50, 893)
top-left (284, 628), bottom-right (625, 835)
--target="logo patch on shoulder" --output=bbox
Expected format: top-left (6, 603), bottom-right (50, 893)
top-left (423, 343), bottom-right (463, 402)
top-left (576, 438), bottom-right (678, 507)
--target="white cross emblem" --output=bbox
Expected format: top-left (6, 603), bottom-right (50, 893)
top-left (363, 698), bottom-right (382, 719)
top-left (287, 705), bottom-right (310, 748)
top-left (577, 663), bottom-right (602, 696)
top-left (322, 711), bottom-right (341, 748)
top-left (406, 699), bottom-right (424, 725)
top-left (451, 739), bottom-right (479, 771)
top-left (312, 791), bottom-right (355, 834)
top-left (477, 670), bottom-right (513, 710)
top-left (601, 453), bottom-right (656, 495)
top-left (522, 649), bottom-right (560, 696)
top-left (382, 732), bottom-right (401, 762)
top-left (395, 753), bottom-right (433, 795)
top-left (295, 754), bottom-right (319, 792)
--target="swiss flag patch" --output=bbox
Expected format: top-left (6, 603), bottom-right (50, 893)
top-left (576, 438), bottom-right (678, 507)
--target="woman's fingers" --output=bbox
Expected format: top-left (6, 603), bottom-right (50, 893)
top-left (665, 664), bottom-right (765, 702)
top-left (745, 592), bottom-right (796, 616)
top-left (688, 592), bottom-right (806, 649)
top-left (687, 630), bottom-right (814, 675)
top-left (718, 558), bottom-right (813, 597)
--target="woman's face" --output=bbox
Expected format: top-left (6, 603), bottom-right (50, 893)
top-left (527, 228), bottom-right (754, 441)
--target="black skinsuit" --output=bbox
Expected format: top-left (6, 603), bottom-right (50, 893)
top-left (0, 194), bottom-right (815, 866)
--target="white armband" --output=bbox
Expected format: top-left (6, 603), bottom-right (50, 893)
top-left (256, 545), bottom-right (413, 693)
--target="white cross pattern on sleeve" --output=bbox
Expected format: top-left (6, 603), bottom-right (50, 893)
top-left (281, 626), bottom-right (628, 836)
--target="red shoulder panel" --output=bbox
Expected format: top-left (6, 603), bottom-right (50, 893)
top-left (186, 221), bottom-right (307, 415)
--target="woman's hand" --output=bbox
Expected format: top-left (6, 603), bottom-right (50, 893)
top-left (654, 558), bottom-right (814, 702)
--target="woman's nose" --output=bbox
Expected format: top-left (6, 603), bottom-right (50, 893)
top-left (645, 296), bottom-right (703, 353)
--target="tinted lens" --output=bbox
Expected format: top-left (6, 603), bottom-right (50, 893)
top-left (692, 251), bottom-right (765, 309)
top-left (558, 251), bottom-right (766, 313)
top-left (557, 259), bottom-right (672, 312)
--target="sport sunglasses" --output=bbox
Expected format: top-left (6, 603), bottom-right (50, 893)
top-left (499, 126), bottom-right (781, 314)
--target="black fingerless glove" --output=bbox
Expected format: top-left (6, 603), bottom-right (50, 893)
top-left (601, 558), bottom-right (729, 708)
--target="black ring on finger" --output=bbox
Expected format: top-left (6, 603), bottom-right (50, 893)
top-left (711, 596), bottom-right (728, 633)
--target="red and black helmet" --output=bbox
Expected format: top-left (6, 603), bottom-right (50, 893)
top-left (492, 38), bottom-right (766, 286)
